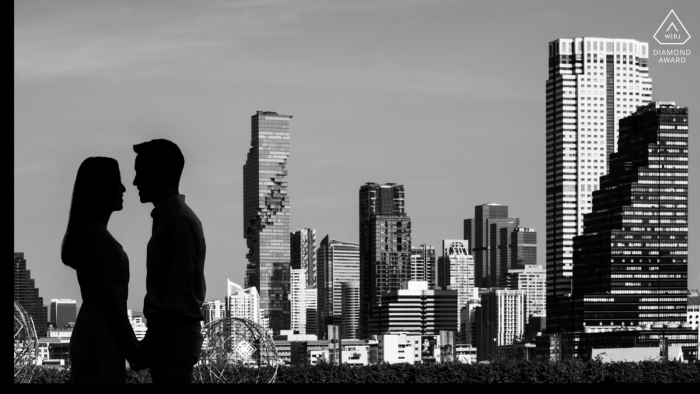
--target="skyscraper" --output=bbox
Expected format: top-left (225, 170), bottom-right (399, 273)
top-left (304, 286), bottom-right (317, 336)
top-left (243, 110), bottom-right (292, 334)
top-left (572, 102), bottom-right (688, 332)
top-left (545, 38), bottom-right (652, 332)
top-left (359, 183), bottom-right (412, 339)
top-left (474, 289), bottom-right (527, 361)
top-left (49, 299), bottom-right (77, 329)
top-left (14, 252), bottom-right (48, 337)
top-left (464, 204), bottom-right (520, 287)
top-left (291, 228), bottom-right (317, 288)
top-left (290, 268), bottom-right (307, 334)
top-left (490, 219), bottom-right (520, 287)
top-left (437, 240), bottom-right (475, 339)
top-left (316, 236), bottom-right (360, 339)
top-left (226, 279), bottom-right (269, 332)
top-left (510, 227), bottom-right (537, 268)
top-left (410, 244), bottom-right (436, 287)
top-left (341, 281), bottom-right (360, 339)
top-left (505, 265), bottom-right (546, 323)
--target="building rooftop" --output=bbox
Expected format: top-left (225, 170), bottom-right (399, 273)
top-left (591, 347), bottom-right (683, 362)
top-left (688, 295), bottom-right (700, 307)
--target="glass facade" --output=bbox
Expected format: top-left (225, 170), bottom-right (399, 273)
top-left (410, 244), bottom-right (436, 287)
top-left (464, 204), bottom-right (511, 288)
top-left (510, 227), bottom-right (537, 268)
top-left (572, 102), bottom-right (689, 332)
top-left (546, 38), bottom-right (653, 333)
top-left (243, 111), bottom-right (292, 334)
top-left (316, 236), bottom-right (360, 339)
top-left (14, 252), bottom-right (48, 337)
top-left (49, 299), bottom-right (77, 330)
top-left (291, 228), bottom-right (316, 288)
top-left (359, 183), bottom-right (412, 339)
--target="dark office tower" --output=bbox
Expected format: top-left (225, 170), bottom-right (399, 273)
top-left (572, 102), bottom-right (689, 332)
top-left (410, 244), bottom-right (436, 288)
top-left (463, 219), bottom-right (475, 255)
top-left (13, 253), bottom-right (48, 337)
top-left (464, 204), bottom-right (514, 287)
top-left (546, 38), bottom-right (653, 333)
top-left (291, 228), bottom-right (317, 287)
top-left (50, 299), bottom-right (77, 329)
top-left (490, 219), bottom-right (520, 287)
top-left (243, 111), bottom-right (292, 334)
top-left (359, 183), bottom-right (412, 339)
top-left (511, 227), bottom-right (538, 268)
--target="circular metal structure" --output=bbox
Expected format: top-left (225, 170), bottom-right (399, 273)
top-left (14, 302), bottom-right (39, 384)
top-left (196, 317), bottom-right (279, 384)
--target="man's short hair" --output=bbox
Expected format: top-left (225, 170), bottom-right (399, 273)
top-left (133, 139), bottom-right (185, 186)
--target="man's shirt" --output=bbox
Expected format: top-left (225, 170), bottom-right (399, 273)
top-left (144, 194), bottom-right (206, 321)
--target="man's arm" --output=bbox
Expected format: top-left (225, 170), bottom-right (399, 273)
top-left (162, 215), bottom-right (199, 314)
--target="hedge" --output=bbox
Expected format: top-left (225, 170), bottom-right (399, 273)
top-left (18, 359), bottom-right (700, 384)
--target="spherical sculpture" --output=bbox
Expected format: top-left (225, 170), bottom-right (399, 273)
top-left (196, 317), bottom-right (279, 384)
top-left (14, 302), bottom-right (39, 384)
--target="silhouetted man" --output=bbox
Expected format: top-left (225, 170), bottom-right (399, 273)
top-left (132, 139), bottom-right (206, 383)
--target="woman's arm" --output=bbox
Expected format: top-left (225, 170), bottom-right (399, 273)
top-left (82, 224), bottom-right (140, 360)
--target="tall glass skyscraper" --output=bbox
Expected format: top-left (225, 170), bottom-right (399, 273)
top-left (316, 236), bottom-right (360, 339)
top-left (572, 102), bottom-right (688, 332)
top-left (546, 38), bottom-right (653, 332)
top-left (359, 183), bottom-right (412, 339)
top-left (464, 204), bottom-right (519, 288)
top-left (243, 111), bottom-right (292, 334)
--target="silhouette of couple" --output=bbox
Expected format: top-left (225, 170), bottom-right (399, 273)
top-left (61, 139), bottom-right (206, 384)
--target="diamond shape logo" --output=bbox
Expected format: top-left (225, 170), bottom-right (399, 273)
top-left (654, 10), bottom-right (691, 45)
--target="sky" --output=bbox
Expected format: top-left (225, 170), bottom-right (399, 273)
top-left (14, 0), bottom-right (699, 313)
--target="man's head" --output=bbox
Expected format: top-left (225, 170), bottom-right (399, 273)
top-left (133, 139), bottom-right (184, 204)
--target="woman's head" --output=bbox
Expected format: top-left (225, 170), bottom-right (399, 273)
top-left (61, 157), bottom-right (125, 269)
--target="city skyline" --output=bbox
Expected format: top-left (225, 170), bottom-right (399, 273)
top-left (14, 1), bottom-right (699, 313)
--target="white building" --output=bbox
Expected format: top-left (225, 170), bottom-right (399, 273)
top-left (378, 333), bottom-right (421, 364)
top-left (455, 344), bottom-right (477, 364)
top-left (546, 38), bottom-right (653, 323)
top-left (438, 240), bottom-right (475, 338)
top-left (304, 285), bottom-right (317, 336)
top-left (376, 332), bottom-right (448, 364)
top-left (127, 310), bottom-right (148, 340)
top-left (477, 289), bottom-right (527, 361)
top-left (410, 245), bottom-right (436, 287)
top-left (290, 268), bottom-right (307, 334)
top-left (226, 279), bottom-right (266, 332)
top-left (505, 265), bottom-right (546, 322)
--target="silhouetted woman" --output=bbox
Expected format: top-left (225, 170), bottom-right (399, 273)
top-left (61, 157), bottom-right (140, 383)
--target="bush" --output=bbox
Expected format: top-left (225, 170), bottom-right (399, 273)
top-left (18, 359), bottom-right (700, 384)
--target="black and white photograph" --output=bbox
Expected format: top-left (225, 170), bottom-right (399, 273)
top-left (14, 0), bottom-right (699, 384)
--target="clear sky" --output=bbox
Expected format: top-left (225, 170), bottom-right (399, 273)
top-left (15, 0), bottom-right (699, 313)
